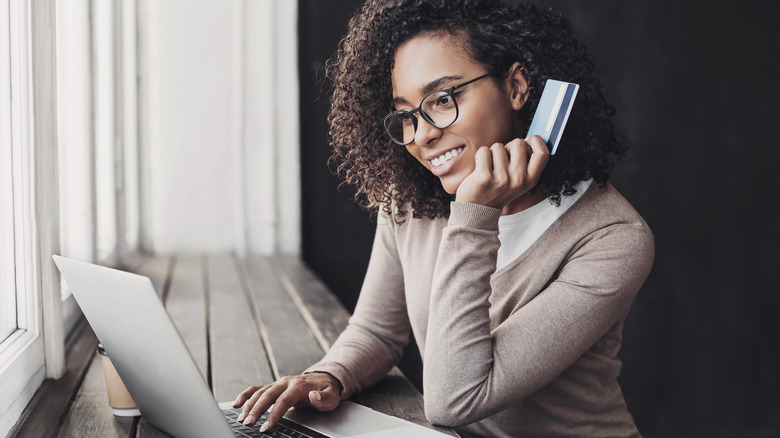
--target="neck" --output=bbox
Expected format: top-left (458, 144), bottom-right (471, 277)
top-left (501, 189), bottom-right (548, 216)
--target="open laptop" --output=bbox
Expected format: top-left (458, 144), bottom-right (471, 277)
top-left (53, 255), bottom-right (451, 438)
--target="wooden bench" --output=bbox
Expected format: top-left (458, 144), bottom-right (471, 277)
top-left (9, 255), bottom-right (457, 437)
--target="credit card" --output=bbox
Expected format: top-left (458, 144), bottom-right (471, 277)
top-left (526, 79), bottom-right (579, 155)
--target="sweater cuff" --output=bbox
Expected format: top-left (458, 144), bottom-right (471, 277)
top-left (448, 201), bottom-right (502, 230)
top-left (304, 362), bottom-right (357, 401)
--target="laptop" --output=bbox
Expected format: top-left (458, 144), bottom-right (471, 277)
top-left (53, 255), bottom-right (451, 438)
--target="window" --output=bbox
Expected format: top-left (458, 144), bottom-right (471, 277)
top-left (2, 0), bottom-right (296, 434)
top-left (0, 23), bottom-right (14, 342)
top-left (56, 0), bottom-right (93, 336)
top-left (0, 86), bottom-right (15, 346)
top-left (93, 0), bottom-right (118, 264)
top-left (55, 0), bottom-right (141, 337)
top-left (0, 1), bottom-right (50, 435)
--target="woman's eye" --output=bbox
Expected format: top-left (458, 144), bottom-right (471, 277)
top-left (400, 111), bottom-right (415, 126)
top-left (436, 95), bottom-right (453, 106)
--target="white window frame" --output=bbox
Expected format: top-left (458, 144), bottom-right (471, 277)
top-left (55, 0), bottom-right (141, 336)
top-left (0, 0), bottom-right (64, 436)
top-left (0, 5), bottom-right (17, 345)
top-left (121, 0), bottom-right (140, 256)
top-left (93, 0), bottom-right (118, 265)
top-left (2, 0), bottom-right (298, 432)
top-left (56, 0), bottom-right (93, 337)
top-left (242, 0), bottom-right (301, 255)
top-left (137, 0), bottom-right (299, 256)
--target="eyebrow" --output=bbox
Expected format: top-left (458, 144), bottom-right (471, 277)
top-left (392, 75), bottom-right (464, 107)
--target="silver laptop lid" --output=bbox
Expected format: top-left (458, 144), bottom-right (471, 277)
top-left (53, 255), bottom-right (232, 438)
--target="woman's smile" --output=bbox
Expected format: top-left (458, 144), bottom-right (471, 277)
top-left (427, 146), bottom-right (465, 177)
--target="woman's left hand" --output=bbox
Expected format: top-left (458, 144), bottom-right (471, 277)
top-left (455, 135), bottom-right (549, 209)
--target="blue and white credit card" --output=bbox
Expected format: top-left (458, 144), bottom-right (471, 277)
top-left (526, 79), bottom-right (579, 155)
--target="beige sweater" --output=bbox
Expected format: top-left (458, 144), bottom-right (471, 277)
top-left (307, 183), bottom-right (654, 437)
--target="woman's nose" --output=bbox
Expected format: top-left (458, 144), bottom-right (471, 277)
top-left (413, 115), bottom-right (442, 147)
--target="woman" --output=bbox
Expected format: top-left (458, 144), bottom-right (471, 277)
top-left (234, 0), bottom-right (654, 436)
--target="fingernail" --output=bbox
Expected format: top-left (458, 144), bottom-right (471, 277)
top-left (259, 421), bottom-right (270, 432)
top-left (237, 411), bottom-right (246, 422)
top-left (243, 415), bottom-right (253, 426)
top-left (314, 391), bottom-right (322, 401)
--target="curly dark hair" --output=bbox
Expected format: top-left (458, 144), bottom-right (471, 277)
top-left (326, 0), bottom-right (626, 221)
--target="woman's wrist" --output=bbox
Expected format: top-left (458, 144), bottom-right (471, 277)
top-left (448, 201), bottom-right (502, 230)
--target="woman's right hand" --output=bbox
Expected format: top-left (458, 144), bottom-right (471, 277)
top-left (455, 136), bottom-right (549, 210)
top-left (232, 372), bottom-right (342, 432)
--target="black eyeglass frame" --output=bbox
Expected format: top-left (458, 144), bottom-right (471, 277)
top-left (382, 73), bottom-right (491, 146)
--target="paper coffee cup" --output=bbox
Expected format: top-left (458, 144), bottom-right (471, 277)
top-left (97, 344), bottom-right (141, 416)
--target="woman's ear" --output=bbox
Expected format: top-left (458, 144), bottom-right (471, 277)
top-left (506, 62), bottom-right (530, 110)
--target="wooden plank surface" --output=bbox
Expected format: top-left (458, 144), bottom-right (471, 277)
top-left (271, 256), bottom-right (457, 436)
top-left (131, 256), bottom-right (172, 300)
top-left (58, 355), bottom-right (137, 437)
top-left (134, 420), bottom-right (172, 438)
top-left (9, 320), bottom-right (99, 438)
top-left (271, 255), bottom-right (350, 349)
top-left (207, 254), bottom-right (274, 401)
top-left (133, 417), bottom-right (171, 438)
top-left (12, 254), bottom-right (455, 437)
top-left (241, 256), bottom-right (325, 377)
top-left (134, 257), bottom-right (177, 438)
top-left (163, 256), bottom-right (208, 379)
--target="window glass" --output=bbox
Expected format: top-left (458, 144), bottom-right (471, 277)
top-left (0, 0), bottom-right (16, 344)
top-left (0, 144), bottom-right (16, 343)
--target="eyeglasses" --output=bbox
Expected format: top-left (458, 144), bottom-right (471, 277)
top-left (381, 73), bottom-right (490, 146)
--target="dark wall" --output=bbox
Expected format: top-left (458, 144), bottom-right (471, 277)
top-left (298, 2), bottom-right (780, 437)
top-left (298, 0), bottom-right (426, 395)
top-left (298, 1), bottom-right (375, 312)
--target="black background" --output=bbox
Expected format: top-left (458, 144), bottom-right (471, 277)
top-left (298, 1), bottom-right (780, 437)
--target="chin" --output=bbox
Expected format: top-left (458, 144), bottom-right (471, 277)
top-left (439, 178), bottom-right (461, 195)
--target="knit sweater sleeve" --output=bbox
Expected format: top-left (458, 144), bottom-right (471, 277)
top-left (423, 201), bottom-right (655, 426)
top-left (304, 212), bottom-right (410, 400)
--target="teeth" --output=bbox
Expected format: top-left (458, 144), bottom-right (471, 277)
top-left (431, 147), bottom-right (464, 167)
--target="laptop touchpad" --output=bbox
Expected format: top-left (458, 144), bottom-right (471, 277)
top-left (285, 402), bottom-right (405, 437)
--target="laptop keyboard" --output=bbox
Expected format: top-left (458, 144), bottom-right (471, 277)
top-left (223, 408), bottom-right (329, 438)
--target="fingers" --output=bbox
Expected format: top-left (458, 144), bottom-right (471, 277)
top-left (489, 143), bottom-right (509, 184)
top-left (308, 385), bottom-right (340, 412)
top-left (262, 379), bottom-right (340, 430)
top-left (236, 384), bottom-right (274, 424)
top-left (234, 373), bottom-right (342, 432)
top-left (245, 383), bottom-right (287, 427)
top-left (504, 138), bottom-right (529, 181)
top-left (262, 384), bottom-right (301, 431)
top-left (232, 384), bottom-right (262, 408)
top-left (456, 137), bottom-right (549, 208)
top-left (472, 145), bottom-right (492, 175)
top-left (524, 135), bottom-right (550, 185)
top-left (506, 137), bottom-right (548, 187)
top-left (234, 384), bottom-right (270, 424)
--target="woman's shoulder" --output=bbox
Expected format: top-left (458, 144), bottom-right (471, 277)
top-left (540, 183), bottom-right (655, 296)
top-left (539, 182), bottom-right (654, 266)
top-left (568, 182), bottom-right (652, 233)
